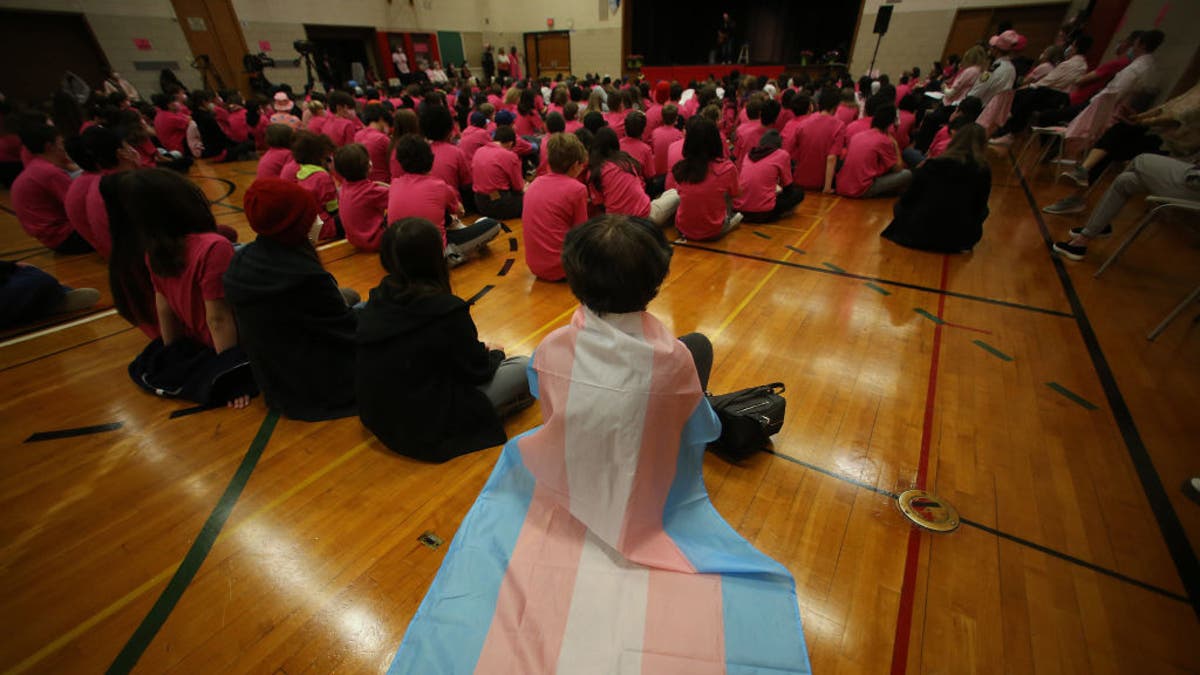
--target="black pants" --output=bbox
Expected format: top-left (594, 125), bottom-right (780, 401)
top-left (459, 185), bottom-right (477, 213)
top-left (741, 185), bottom-right (805, 223)
top-left (998, 88), bottom-right (1069, 136)
top-left (1088, 121), bottom-right (1164, 182)
top-left (1036, 101), bottom-right (1087, 128)
top-left (679, 332), bottom-right (713, 392)
top-left (914, 104), bottom-right (953, 153)
top-left (475, 190), bottom-right (523, 220)
top-left (53, 230), bottom-right (94, 255)
top-left (646, 175), bottom-right (666, 198)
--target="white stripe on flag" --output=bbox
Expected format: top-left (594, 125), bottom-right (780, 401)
top-left (555, 530), bottom-right (650, 674)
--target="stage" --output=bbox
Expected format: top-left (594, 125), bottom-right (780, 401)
top-left (639, 63), bottom-right (846, 84)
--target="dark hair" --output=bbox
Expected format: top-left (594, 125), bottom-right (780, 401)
top-left (419, 104), bottom-right (454, 141)
top-left (493, 125), bottom-right (516, 145)
top-left (362, 102), bottom-right (389, 125)
top-left (871, 105), bottom-right (896, 132)
top-left (669, 82), bottom-right (683, 101)
top-left (661, 104), bottom-right (679, 126)
top-left (378, 217), bottom-right (451, 301)
top-left (864, 92), bottom-right (891, 118)
top-left (328, 91), bottom-right (356, 111)
top-left (898, 93), bottom-right (920, 113)
top-left (1139, 30), bottom-right (1164, 53)
top-left (789, 94), bottom-right (812, 115)
top-left (395, 133), bottom-right (434, 173)
top-left (19, 121), bottom-right (60, 154)
top-left (1073, 34), bottom-right (1094, 54)
top-left (588, 127), bottom-right (641, 195)
top-left (291, 130), bottom-right (335, 165)
top-left (760, 99), bottom-right (781, 126)
top-left (624, 110), bottom-right (647, 139)
top-left (67, 126), bottom-right (122, 171)
top-left (817, 88), bottom-right (841, 112)
top-left (957, 96), bottom-right (984, 122)
top-left (583, 110), bottom-right (607, 133)
top-left (546, 112), bottom-right (566, 133)
top-left (190, 90), bottom-right (213, 107)
top-left (518, 88), bottom-right (537, 116)
top-left (108, 168), bottom-right (216, 279)
top-left (265, 123), bottom-right (294, 149)
top-left (334, 143), bottom-right (371, 181)
top-left (562, 215), bottom-right (673, 314)
top-left (744, 95), bottom-right (764, 121)
top-left (573, 127), bottom-right (595, 148)
top-left (672, 117), bottom-right (722, 184)
top-left (101, 173), bottom-right (155, 329)
top-left (564, 101), bottom-right (580, 121)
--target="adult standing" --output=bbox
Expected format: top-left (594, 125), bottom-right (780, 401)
top-left (496, 47), bottom-right (511, 82)
top-left (393, 45), bottom-right (410, 78)
top-left (508, 46), bottom-right (522, 81)
top-left (718, 12), bottom-right (737, 64)
top-left (481, 44), bottom-right (496, 85)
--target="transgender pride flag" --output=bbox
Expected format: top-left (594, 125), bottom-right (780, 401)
top-left (389, 307), bottom-right (811, 674)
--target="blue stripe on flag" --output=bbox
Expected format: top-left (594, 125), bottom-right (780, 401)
top-left (387, 434), bottom-right (538, 674)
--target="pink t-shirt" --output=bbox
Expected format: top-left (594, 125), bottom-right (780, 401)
top-left (835, 105), bottom-right (858, 125)
top-left (514, 112), bottom-right (545, 137)
top-left (471, 143), bottom-right (523, 194)
top-left (387, 173), bottom-right (459, 244)
top-left (733, 121), bottom-right (769, 164)
top-left (256, 147), bottom-right (291, 179)
top-left (280, 159), bottom-right (300, 182)
top-left (323, 115), bottom-right (359, 147)
top-left (675, 159), bottom-right (739, 240)
top-left (927, 126), bottom-right (952, 159)
top-left (663, 139), bottom-right (686, 190)
top-left (790, 114), bottom-right (846, 190)
top-left (11, 157), bottom-right (73, 248)
top-left (590, 162), bottom-right (651, 219)
top-left (780, 114), bottom-right (809, 154)
top-left (431, 140), bottom-right (471, 191)
top-left (354, 126), bottom-right (392, 183)
top-left (564, 120), bottom-right (583, 134)
top-left (619, 137), bottom-right (654, 180)
top-left (84, 173), bottom-right (111, 258)
top-left (226, 109), bottom-right (251, 142)
top-left (604, 111), bottom-right (628, 138)
top-left (149, 232), bottom-right (235, 349)
top-left (306, 114), bottom-right (328, 135)
top-left (297, 167), bottom-right (339, 239)
top-left (836, 128), bottom-right (897, 198)
top-left (734, 149), bottom-right (792, 213)
top-left (340, 179), bottom-right (389, 251)
top-left (154, 109), bottom-right (190, 153)
top-left (896, 110), bottom-right (916, 150)
top-left (775, 109), bottom-right (794, 132)
top-left (841, 117), bottom-right (873, 157)
top-left (644, 104), bottom-right (664, 134)
top-left (650, 126), bottom-right (683, 177)
top-left (458, 126), bottom-right (492, 164)
top-left (64, 172), bottom-right (112, 257)
top-left (522, 172), bottom-right (589, 281)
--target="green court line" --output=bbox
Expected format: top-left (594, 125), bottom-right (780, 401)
top-left (1046, 382), bottom-right (1099, 410)
top-left (972, 339), bottom-right (1014, 362)
top-left (106, 409), bottom-right (281, 674)
top-left (864, 282), bottom-right (891, 296)
top-left (915, 308), bottom-right (945, 325)
top-left (785, 245), bottom-right (806, 255)
top-left (822, 262), bottom-right (845, 273)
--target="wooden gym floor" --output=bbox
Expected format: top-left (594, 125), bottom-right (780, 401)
top-left (1, 150), bottom-right (1198, 674)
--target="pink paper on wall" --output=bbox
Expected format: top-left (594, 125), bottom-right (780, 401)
top-left (259, 40), bottom-right (272, 52)
top-left (133, 38), bottom-right (152, 51)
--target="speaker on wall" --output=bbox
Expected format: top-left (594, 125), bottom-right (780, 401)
top-left (873, 5), bottom-right (893, 35)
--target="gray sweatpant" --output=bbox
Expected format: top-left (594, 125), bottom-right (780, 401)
top-left (476, 355), bottom-right (533, 418)
top-left (1082, 154), bottom-right (1200, 237)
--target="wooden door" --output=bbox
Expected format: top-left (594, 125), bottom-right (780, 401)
top-left (942, 9), bottom-right (992, 61)
top-left (942, 3), bottom-right (1069, 63)
top-left (170, 0), bottom-right (249, 94)
top-left (524, 34), bottom-right (539, 79)
top-left (529, 32), bottom-right (571, 81)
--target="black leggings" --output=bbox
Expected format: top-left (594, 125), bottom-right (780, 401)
top-left (1088, 121), bottom-right (1163, 182)
top-left (475, 190), bottom-right (523, 220)
top-left (740, 185), bottom-right (805, 223)
top-left (679, 333), bottom-right (713, 392)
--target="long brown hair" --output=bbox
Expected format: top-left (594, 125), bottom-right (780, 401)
top-left (378, 218), bottom-right (451, 302)
top-left (938, 122), bottom-right (988, 166)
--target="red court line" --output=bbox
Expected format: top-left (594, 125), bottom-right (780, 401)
top-left (943, 321), bottom-right (992, 335)
top-left (889, 254), bottom-right (949, 675)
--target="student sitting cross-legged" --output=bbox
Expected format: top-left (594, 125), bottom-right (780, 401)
top-left (334, 144), bottom-right (390, 252)
top-left (471, 126), bottom-right (526, 220)
top-left (522, 132), bottom-right (590, 281)
top-left (734, 130), bottom-right (805, 223)
top-left (390, 134), bottom-right (500, 266)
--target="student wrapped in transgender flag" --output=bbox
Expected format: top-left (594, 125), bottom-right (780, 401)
top-left (388, 304), bottom-right (811, 674)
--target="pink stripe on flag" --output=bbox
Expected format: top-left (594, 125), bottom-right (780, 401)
top-left (474, 484), bottom-right (588, 674)
top-left (518, 313), bottom-right (582, 499)
top-left (641, 570), bottom-right (726, 674)
top-left (616, 316), bottom-right (701, 572)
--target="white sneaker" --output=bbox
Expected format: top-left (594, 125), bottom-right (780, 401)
top-left (988, 134), bottom-right (1014, 146)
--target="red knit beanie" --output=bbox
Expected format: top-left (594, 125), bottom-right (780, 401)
top-left (243, 178), bottom-right (319, 246)
top-left (654, 81), bottom-right (671, 104)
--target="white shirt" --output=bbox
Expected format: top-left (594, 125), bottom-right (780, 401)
top-left (393, 51), bottom-right (409, 74)
top-left (1102, 53), bottom-right (1157, 101)
top-left (968, 56), bottom-right (1015, 105)
top-left (1036, 54), bottom-right (1088, 93)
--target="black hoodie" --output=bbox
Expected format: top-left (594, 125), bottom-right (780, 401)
top-left (355, 283), bottom-right (506, 462)
top-left (222, 237), bottom-right (358, 420)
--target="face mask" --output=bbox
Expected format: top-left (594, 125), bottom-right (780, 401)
top-left (1126, 48), bottom-right (1136, 59)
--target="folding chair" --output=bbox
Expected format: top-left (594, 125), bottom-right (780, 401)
top-left (1094, 195), bottom-right (1200, 340)
top-left (1014, 90), bottom-right (1119, 184)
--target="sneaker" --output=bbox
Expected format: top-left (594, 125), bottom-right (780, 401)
top-left (54, 287), bottom-right (100, 314)
top-left (1042, 196), bottom-right (1086, 215)
top-left (1060, 166), bottom-right (1089, 187)
top-left (988, 134), bottom-right (1014, 146)
top-left (1052, 241), bottom-right (1087, 261)
top-left (727, 212), bottom-right (744, 230)
top-left (1068, 225), bottom-right (1113, 238)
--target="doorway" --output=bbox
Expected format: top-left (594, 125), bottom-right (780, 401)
top-left (523, 31), bottom-right (571, 80)
top-left (0, 9), bottom-right (109, 103)
top-left (169, 0), bottom-right (249, 94)
top-left (305, 24), bottom-right (379, 90)
top-left (942, 3), bottom-right (1069, 63)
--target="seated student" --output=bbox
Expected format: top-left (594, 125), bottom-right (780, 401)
top-left (151, 93), bottom-right (192, 163)
top-left (289, 131), bottom-right (340, 240)
top-left (223, 178), bottom-right (359, 420)
top-left (535, 112), bottom-right (566, 176)
top-left (649, 104), bottom-right (684, 195)
top-left (522, 133), bottom-right (590, 281)
top-left (353, 103), bottom-right (393, 183)
top-left (835, 88), bottom-right (859, 125)
top-left (788, 88), bottom-right (846, 194)
top-left (582, 110), bottom-right (608, 135)
top-left (105, 169), bottom-right (257, 408)
top-left (459, 110), bottom-right (493, 164)
top-left (619, 110), bottom-right (654, 182)
top-left (11, 121), bottom-right (91, 254)
top-left (256, 124), bottom-right (294, 179)
top-left (780, 93), bottom-right (812, 154)
top-left (513, 88), bottom-right (546, 137)
top-left (734, 130), bottom-right (804, 223)
top-left (562, 101), bottom-right (583, 134)
top-left (420, 105), bottom-right (474, 211)
top-left (335, 144), bottom-right (390, 251)
top-left (392, 134), bottom-right (501, 264)
top-left (355, 217), bottom-right (533, 463)
top-left (842, 93), bottom-right (891, 152)
top-left (189, 90), bottom-right (255, 162)
top-left (733, 97), bottom-right (771, 164)
top-left (882, 123), bottom-right (991, 253)
top-left (64, 126), bottom-right (140, 258)
top-left (603, 89), bottom-right (629, 138)
top-left (321, 91), bottom-right (362, 147)
top-left (0, 261), bottom-right (100, 329)
top-left (471, 126), bottom-right (526, 220)
top-left (304, 98), bottom-right (329, 135)
top-left (1052, 153), bottom-right (1200, 261)
top-left (589, 127), bottom-right (679, 226)
top-left (903, 96), bottom-right (983, 167)
top-left (672, 117), bottom-right (741, 240)
top-left (387, 107), bottom-right (421, 177)
top-left (836, 106), bottom-right (912, 198)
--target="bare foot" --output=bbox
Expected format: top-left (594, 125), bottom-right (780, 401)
top-left (227, 395), bottom-right (251, 409)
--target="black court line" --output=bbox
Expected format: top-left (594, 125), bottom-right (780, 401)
top-left (762, 449), bottom-right (1189, 604)
top-left (508, 237), bottom-right (518, 252)
top-left (191, 175), bottom-right (237, 203)
top-left (0, 202), bottom-right (15, 215)
top-left (466, 284), bottom-right (495, 305)
top-left (25, 422), bottom-right (123, 443)
top-left (752, 230), bottom-right (772, 240)
top-left (1010, 151), bottom-right (1200, 619)
top-left (107, 410), bottom-right (280, 674)
top-left (786, 245), bottom-right (806, 255)
top-left (498, 258), bottom-right (515, 276)
top-left (500, 222), bottom-right (512, 233)
top-left (674, 241), bottom-right (1075, 318)
top-left (169, 405), bottom-right (211, 419)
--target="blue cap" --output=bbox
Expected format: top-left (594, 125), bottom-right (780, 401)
top-left (495, 110), bottom-right (516, 125)
top-left (469, 111), bottom-right (488, 127)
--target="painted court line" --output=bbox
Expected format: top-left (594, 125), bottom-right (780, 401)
top-left (105, 410), bottom-right (280, 674)
top-left (25, 422), bottom-right (123, 443)
top-left (865, 282), bottom-right (891, 296)
top-left (500, 222), bottom-right (512, 233)
top-left (498, 258), bottom-right (515, 276)
top-left (972, 339), bottom-right (1013, 362)
top-left (914, 308), bottom-right (944, 325)
top-left (711, 225), bottom-right (818, 339)
top-left (508, 237), bottom-right (518, 252)
top-left (316, 239), bottom-right (350, 251)
top-left (0, 309), bottom-right (119, 348)
top-left (821, 262), bottom-right (845, 273)
top-left (169, 405), bottom-right (211, 419)
top-left (512, 304), bottom-right (577, 351)
top-left (466, 285), bottom-right (495, 305)
top-left (751, 230), bottom-right (772, 240)
top-left (785, 245), bottom-right (806, 255)
top-left (1045, 382), bottom-right (1098, 410)
top-left (1011, 151), bottom-right (1200, 618)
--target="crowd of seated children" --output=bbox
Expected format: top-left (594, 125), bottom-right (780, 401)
top-left (354, 103), bottom-right (393, 183)
top-left (256, 124), bottom-right (294, 179)
top-left (735, 130), bottom-right (804, 223)
top-left (188, 90), bottom-right (255, 162)
top-left (836, 106), bottom-right (911, 199)
top-left (471, 126), bottom-right (525, 220)
top-left (64, 126), bottom-right (140, 258)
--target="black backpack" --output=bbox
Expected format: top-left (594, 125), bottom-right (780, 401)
top-left (706, 382), bottom-right (786, 461)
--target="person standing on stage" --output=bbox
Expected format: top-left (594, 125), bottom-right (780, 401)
top-left (718, 12), bottom-right (736, 64)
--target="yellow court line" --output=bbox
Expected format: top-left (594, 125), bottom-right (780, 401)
top-left (512, 304), bottom-right (577, 351)
top-left (6, 440), bottom-right (373, 675)
top-left (711, 222), bottom-right (821, 339)
top-left (820, 196), bottom-right (841, 215)
top-left (0, 310), bottom-right (119, 349)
